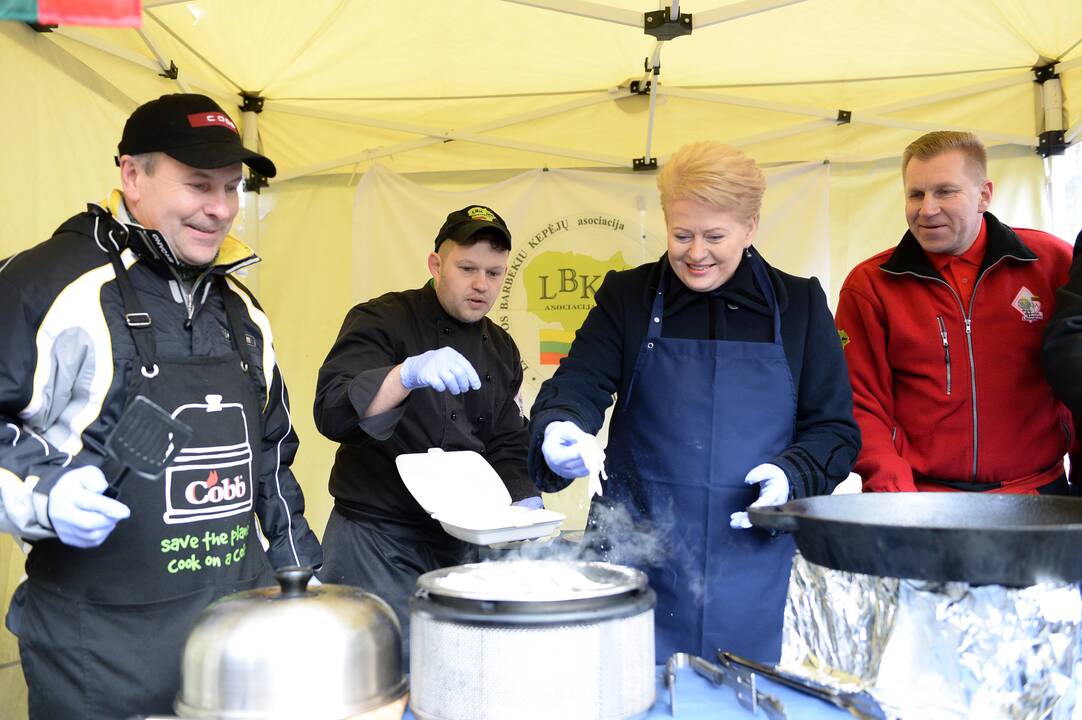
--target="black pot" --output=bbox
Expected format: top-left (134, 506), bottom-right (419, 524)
top-left (749, 493), bottom-right (1082, 586)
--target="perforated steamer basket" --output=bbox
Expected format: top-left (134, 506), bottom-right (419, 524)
top-left (409, 560), bottom-right (656, 720)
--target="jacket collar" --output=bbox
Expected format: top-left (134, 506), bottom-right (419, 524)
top-left (642, 249), bottom-right (788, 318)
top-left (97, 189), bottom-right (259, 277)
top-left (879, 211), bottom-right (1037, 280)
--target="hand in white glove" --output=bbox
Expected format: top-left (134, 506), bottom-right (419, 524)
top-left (400, 347), bottom-right (481, 395)
top-left (541, 421), bottom-right (595, 480)
top-left (48, 466), bottom-right (131, 548)
top-left (512, 496), bottom-right (545, 509)
top-left (730, 463), bottom-right (789, 530)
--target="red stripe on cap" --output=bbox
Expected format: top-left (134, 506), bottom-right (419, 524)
top-left (38, 0), bottom-right (142, 27)
top-left (188, 112), bottom-right (238, 133)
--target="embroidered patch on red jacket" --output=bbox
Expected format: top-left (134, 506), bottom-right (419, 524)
top-left (1011, 287), bottom-right (1044, 323)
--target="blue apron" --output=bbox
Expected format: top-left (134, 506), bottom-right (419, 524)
top-left (591, 251), bottom-right (797, 663)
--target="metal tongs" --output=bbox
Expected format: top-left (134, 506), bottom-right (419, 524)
top-left (718, 651), bottom-right (886, 720)
top-left (665, 652), bottom-right (787, 719)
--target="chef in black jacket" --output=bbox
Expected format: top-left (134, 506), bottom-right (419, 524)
top-left (314, 205), bottom-right (542, 659)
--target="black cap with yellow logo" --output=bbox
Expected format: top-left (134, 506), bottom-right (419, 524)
top-left (434, 205), bottom-right (512, 252)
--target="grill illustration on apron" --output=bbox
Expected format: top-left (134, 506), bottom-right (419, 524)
top-left (164, 393), bottom-right (255, 525)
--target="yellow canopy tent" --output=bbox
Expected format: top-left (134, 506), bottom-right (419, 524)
top-left (2, 1), bottom-right (1080, 714)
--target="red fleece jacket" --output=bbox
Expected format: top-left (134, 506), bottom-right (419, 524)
top-left (835, 213), bottom-right (1073, 492)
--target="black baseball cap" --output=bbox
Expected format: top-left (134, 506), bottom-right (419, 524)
top-left (117, 93), bottom-right (276, 178)
top-left (434, 205), bottom-right (512, 252)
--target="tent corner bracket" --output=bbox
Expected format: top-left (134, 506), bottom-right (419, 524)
top-left (836, 109), bottom-right (852, 125)
top-left (1037, 130), bottom-right (1068, 158)
top-left (1033, 63), bottom-right (1059, 84)
top-left (243, 172), bottom-right (269, 193)
top-left (241, 93), bottom-right (265, 113)
top-left (158, 60), bottom-right (178, 80)
top-left (633, 157), bottom-right (658, 172)
top-left (643, 6), bottom-right (692, 41)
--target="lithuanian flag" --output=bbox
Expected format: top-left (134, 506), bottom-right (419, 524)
top-left (1, 0), bottom-right (141, 26)
top-left (540, 329), bottom-right (575, 365)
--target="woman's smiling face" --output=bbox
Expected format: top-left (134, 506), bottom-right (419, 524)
top-left (665, 198), bottom-right (757, 292)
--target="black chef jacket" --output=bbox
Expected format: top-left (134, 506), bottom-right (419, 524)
top-left (314, 282), bottom-right (536, 539)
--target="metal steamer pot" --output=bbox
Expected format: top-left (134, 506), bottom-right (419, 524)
top-left (164, 566), bottom-right (408, 720)
top-left (749, 493), bottom-right (1082, 586)
top-left (409, 560), bottom-right (656, 720)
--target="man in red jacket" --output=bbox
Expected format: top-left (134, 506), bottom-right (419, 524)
top-left (835, 131), bottom-right (1074, 493)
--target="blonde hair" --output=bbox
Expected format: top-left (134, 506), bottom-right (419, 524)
top-left (657, 141), bottom-right (766, 221)
top-left (902, 131), bottom-right (987, 181)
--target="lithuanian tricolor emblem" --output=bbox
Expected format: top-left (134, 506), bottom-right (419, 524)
top-left (0, 0), bottom-right (141, 26)
top-left (540, 329), bottom-right (575, 365)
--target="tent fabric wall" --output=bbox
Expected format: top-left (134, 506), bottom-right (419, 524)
top-left (2, 1), bottom-right (1080, 715)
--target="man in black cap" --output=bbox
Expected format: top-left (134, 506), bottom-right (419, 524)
top-left (0, 93), bottom-right (322, 719)
top-left (314, 205), bottom-right (542, 658)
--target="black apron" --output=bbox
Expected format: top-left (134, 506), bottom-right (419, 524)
top-left (593, 252), bottom-right (798, 663)
top-left (15, 250), bottom-right (271, 720)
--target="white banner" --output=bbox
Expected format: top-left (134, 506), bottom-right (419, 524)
top-left (352, 162), bottom-right (831, 412)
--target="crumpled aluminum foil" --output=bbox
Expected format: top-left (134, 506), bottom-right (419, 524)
top-left (779, 553), bottom-right (1082, 720)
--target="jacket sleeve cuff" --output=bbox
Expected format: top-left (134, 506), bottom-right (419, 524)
top-left (348, 367), bottom-right (407, 441)
top-left (4, 470), bottom-right (56, 538)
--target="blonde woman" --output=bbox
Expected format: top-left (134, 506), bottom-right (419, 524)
top-left (528, 141), bottom-right (859, 663)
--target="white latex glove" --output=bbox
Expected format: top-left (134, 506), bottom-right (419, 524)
top-left (541, 421), bottom-right (593, 480)
top-left (730, 463), bottom-right (789, 530)
top-left (400, 347), bottom-right (481, 395)
top-left (47, 466), bottom-right (131, 548)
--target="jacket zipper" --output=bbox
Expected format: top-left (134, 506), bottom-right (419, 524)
top-left (884, 256), bottom-right (1012, 481)
top-left (936, 315), bottom-right (951, 395)
top-left (169, 267), bottom-right (214, 329)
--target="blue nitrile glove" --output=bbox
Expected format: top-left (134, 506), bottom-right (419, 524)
top-left (730, 463), bottom-right (790, 529)
top-left (48, 466), bottom-right (131, 548)
top-left (541, 421), bottom-right (593, 480)
top-left (512, 496), bottom-right (544, 509)
top-left (400, 347), bottom-right (482, 395)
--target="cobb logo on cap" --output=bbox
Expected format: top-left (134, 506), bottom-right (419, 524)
top-left (467, 206), bottom-right (496, 223)
top-left (187, 112), bottom-right (238, 134)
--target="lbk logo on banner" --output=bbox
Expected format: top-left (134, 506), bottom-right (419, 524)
top-left (494, 214), bottom-right (654, 401)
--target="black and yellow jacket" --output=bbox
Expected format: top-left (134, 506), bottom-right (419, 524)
top-left (0, 190), bottom-right (322, 570)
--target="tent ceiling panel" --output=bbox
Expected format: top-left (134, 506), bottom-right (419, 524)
top-left (4, 0), bottom-right (1080, 178)
top-left (239, 0), bottom-right (654, 98)
top-left (987, 0), bottom-right (1082, 60)
top-left (658, 0), bottom-right (1064, 86)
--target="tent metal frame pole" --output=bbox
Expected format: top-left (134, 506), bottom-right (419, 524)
top-left (241, 109), bottom-right (261, 294)
top-left (1066, 117), bottom-right (1082, 144)
top-left (142, 0), bottom-right (193, 7)
top-left (271, 91), bottom-right (626, 181)
top-left (135, 27), bottom-right (189, 93)
top-left (863, 72), bottom-right (1033, 115)
top-left (499, 0), bottom-right (641, 27)
top-left (50, 27), bottom-right (219, 97)
top-left (642, 42), bottom-right (663, 166)
top-left (694, 0), bottom-right (809, 28)
top-left (727, 118), bottom-right (839, 149)
top-left (34, 28), bottom-right (140, 111)
top-left (850, 114), bottom-right (1033, 146)
top-left (659, 86), bottom-right (838, 120)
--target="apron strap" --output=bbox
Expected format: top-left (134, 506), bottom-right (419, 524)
top-left (105, 244), bottom-right (160, 378)
top-left (216, 275), bottom-right (253, 375)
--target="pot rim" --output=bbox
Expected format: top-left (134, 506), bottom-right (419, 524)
top-left (416, 560), bottom-right (647, 602)
top-left (174, 676), bottom-right (408, 719)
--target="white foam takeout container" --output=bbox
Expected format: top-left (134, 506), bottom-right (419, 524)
top-left (396, 448), bottom-right (565, 545)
